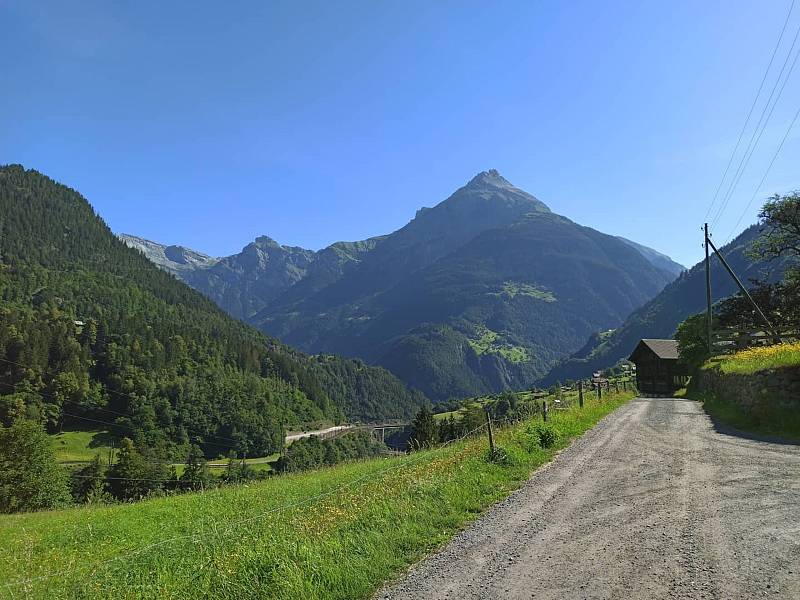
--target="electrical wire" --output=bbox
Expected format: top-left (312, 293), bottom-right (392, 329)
top-left (710, 12), bottom-right (800, 227)
top-left (703, 0), bottom-right (796, 223)
top-left (725, 101), bottom-right (800, 242)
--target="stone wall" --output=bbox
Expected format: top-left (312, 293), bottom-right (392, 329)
top-left (698, 365), bottom-right (800, 418)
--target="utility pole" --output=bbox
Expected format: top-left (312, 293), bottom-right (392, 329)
top-left (706, 236), bottom-right (777, 336)
top-left (704, 223), bottom-right (713, 354)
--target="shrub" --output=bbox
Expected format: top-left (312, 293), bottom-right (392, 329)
top-left (531, 422), bottom-right (557, 449)
top-left (0, 419), bottom-right (71, 513)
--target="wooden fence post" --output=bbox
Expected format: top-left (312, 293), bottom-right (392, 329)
top-left (614, 381), bottom-right (620, 394)
top-left (485, 410), bottom-right (495, 454)
top-left (578, 380), bottom-right (584, 408)
top-left (597, 383), bottom-right (602, 401)
top-left (542, 400), bottom-right (549, 422)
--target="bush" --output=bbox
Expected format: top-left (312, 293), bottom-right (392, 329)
top-left (274, 431), bottom-right (385, 473)
top-left (0, 419), bottom-right (71, 513)
top-left (530, 422), bottom-right (557, 449)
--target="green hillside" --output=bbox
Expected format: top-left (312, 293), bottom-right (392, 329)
top-left (0, 165), bottom-right (424, 460)
top-left (540, 225), bottom-right (795, 384)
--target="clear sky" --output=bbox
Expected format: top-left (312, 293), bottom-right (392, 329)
top-left (3, 1), bottom-right (799, 267)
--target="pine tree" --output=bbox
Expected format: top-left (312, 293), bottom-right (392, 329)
top-left (180, 444), bottom-right (213, 491)
top-left (409, 405), bottom-right (439, 449)
top-left (71, 453), bottom-right (109, 503)
top-left (108, 437), bottom-right (152, 501)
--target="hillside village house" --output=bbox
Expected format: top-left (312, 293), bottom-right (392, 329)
top-left (629, 339), bottom-right (688, 396)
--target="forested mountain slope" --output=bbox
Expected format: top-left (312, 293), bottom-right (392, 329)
top-left (615, 236), bottom-right (685, 278)
top-left (0, 165), bottom-right (425, 459)
top-left (126, 171), bottom-right (681, 401)
top-left (371, 211), bottom-right (675, 400)
top-left (540, 225), bottom-right (793, 384)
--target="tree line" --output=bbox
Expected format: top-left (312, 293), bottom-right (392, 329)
top-left (0, 418), bottom-right (393, 512)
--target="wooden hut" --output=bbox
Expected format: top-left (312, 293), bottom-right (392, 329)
top-left (628, 339), bottom-right (687, 396)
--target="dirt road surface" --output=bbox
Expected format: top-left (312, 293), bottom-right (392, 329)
top-left (377, 398), bottom-right (800, 600)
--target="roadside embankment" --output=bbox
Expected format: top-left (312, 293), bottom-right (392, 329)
top-left (694, 342), bottom-right (800, 441)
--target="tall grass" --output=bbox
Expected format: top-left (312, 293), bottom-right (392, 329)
top-left (0, 392), bottom-right (633, 599)
top-left (708, 341), bottom-right (800, 375)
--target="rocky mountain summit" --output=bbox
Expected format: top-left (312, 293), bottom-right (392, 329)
top-left (120, 234), bottom-right (218, 273)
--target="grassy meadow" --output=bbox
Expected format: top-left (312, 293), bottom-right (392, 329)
top-left (0, 390), bottom-right (633, 599)
top-left (50, 429), bottom-right (114, 463)
top-left (49, 429), bottom-right (280, 476)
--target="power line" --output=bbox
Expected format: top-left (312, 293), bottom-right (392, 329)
top-left (710, 13), bottom-right (800, 227)
top-left (712, 39), bottom-right (800, 228)
top-left (725, 102), bottom-right (800, 242)
top-left (703, 0), bottom-right (796, 222)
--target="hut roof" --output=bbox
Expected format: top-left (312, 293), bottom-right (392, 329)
top-left (630, 339), bottom-right (679, 361)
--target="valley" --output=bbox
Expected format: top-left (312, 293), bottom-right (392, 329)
top-left (0, 165), bottom-right (424, 463)
top-left (4, 4), bottom-right (800, 599)
top-left (0, 382), bottom-right (634, 599)
top-left (122, 170), bottom-right (685, 401)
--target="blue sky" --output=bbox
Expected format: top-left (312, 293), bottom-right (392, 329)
top-left (2, 0), bottom-right (799, 267)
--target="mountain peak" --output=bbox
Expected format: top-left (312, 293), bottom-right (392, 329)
top-left (452, 169), bottom-right (550, 214)
top-left (466, 169), bottom-right (513, 189)
top-left (252, 235), bottom-right (283, 249)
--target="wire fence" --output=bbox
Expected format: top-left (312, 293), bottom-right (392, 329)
top-left (3, 419), bottom-right (491, 592)
top-left (1, 378), bottom-right (641, 595)
top-left (710, 327), bottom-right (800, 355)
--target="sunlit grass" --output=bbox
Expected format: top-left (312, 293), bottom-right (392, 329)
top-left (709, 342), bottom-right (800, 375)
top-left (50, 429), bottom-right (113, 463)
top-left (0, 393), bottom-right (633, 599)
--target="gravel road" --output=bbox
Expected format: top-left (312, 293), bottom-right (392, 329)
top-left (377, 398), bottom-right (800, 599)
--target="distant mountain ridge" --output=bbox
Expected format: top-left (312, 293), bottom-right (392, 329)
top-left (615, 236), bottom-right (685, 278)
top-left (124, 170), bottom-right (685, 401)
top-left (119, 234), bottom-right (219, 272)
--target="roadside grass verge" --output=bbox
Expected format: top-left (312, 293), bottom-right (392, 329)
top-left (694, 388), bottom-right (800, 442)
top-left (0, 392), bottom-right (633, 599)
top-left (691, 342), bottom-right (800, 442)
